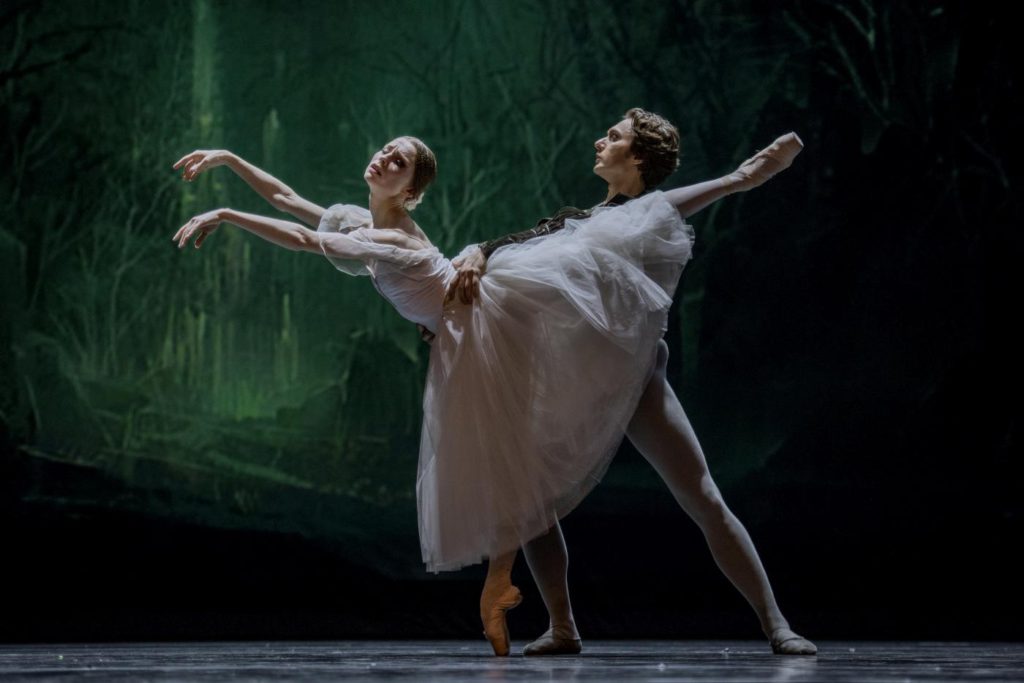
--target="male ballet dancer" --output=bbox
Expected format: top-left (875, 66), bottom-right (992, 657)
top-left (441, 108), bottom-right (817, 656)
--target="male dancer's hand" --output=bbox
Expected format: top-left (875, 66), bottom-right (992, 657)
top-left (445, 247), bottom-right (487, 305)
top-left (417, 324), bottom-right (436, 345)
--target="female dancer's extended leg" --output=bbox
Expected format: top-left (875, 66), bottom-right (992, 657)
top-left (522, 340), bottom-right (816, 655)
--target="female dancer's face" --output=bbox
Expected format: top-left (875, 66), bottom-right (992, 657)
top-left (365, 137), bottom-right (417, 200)
top-left (593, 118), bottom-right (640, 182)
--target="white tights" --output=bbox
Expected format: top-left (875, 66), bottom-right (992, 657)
top-left (518, 340), bottom-right (791, 639)
top-left (482, 168), bottom-right (794, 640)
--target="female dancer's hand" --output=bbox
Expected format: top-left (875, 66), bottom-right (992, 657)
top-left (445, 248), bottom-right (487, 304)
top-left (173, 149), bottom-right (233, 182)
top-left (173, 209), bottom-right (225, 249)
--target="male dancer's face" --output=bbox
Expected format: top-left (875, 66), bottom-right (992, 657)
top-left (593, 118), bottom-right (641, 185)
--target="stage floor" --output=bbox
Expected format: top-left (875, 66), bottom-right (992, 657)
top-left (1, 641), bottom-right (1022, 681)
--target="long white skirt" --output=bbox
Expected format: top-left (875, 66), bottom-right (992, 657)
top-left (417, 190), bottom-right (695, 572)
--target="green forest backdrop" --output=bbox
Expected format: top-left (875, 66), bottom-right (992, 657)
top-left (2, 0), bottom-right (1019, 639)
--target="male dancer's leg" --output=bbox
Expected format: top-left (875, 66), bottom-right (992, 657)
top-left (626, 341), bottom-right (810, 646)
top-left (523, 340), bottom-right (815, 654)
top-left (521, 523), bottom-right (580, 649)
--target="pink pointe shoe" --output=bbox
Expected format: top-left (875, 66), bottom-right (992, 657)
top-left (730, 132), bottom-right (805, 191)
top-left (481, 584), bottom-right (523, 656)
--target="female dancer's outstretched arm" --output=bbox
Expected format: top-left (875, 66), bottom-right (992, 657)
top-left (173, 150), bottom-right (326, 228)
top-left (173, 207), bottom-right (319, 251)
top-left (172, 207), bottom-right (410, 255)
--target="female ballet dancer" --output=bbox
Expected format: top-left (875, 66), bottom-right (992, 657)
top-left (171, 125), bottom-right (801, 656)
top-left (444, 110), bottom-right (815, 656)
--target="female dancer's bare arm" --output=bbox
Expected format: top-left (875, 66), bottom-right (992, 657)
top-left (173, 207), bottom-right (321, 251)
top-left (173, 150), bottom-right (326, 228)
top-left (172, 207), bottom-right (407, 258)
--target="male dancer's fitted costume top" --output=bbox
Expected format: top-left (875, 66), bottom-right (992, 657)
top-left (477, 192), bottom-right (646, 257)
top-left (316, 191), bottom-right (694, 572)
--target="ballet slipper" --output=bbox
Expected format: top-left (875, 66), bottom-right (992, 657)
top-left (769, 627), bottom-right (818, 655)
top-left (728, 132), bottom-right (805, 191)
top-left (481, 584), bottom-right (523, 656)
top-left (522, 626), bottom-right (583, 656)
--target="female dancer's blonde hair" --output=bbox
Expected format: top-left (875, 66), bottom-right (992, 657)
top-left (403, 136), bottom-right (437, 210)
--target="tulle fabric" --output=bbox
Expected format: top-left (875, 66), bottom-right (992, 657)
top-left (418, 191), bottom-right (694, 571)
top-left (315, 194), bottom-right (695, 572)
top-left (316, 203), bottom-right (374, 276)
top-left (317, 204), bottom-right (454, 332)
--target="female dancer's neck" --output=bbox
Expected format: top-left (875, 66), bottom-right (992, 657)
top-left (368, 193), bottom-right (408, 229)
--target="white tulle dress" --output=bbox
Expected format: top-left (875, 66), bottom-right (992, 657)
top-left (316, 190), bottom-right (695, 572)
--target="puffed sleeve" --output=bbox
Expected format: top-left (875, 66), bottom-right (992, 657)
top-left (315, 203), bottom-right (444, 275)
top-left (316, 203), bottom-right (373, 276)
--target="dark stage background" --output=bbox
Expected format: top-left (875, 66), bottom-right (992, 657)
top-left (1, 0), bottom-right (1020, 642)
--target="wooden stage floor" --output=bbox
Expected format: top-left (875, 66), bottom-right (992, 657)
top-left (1, 640), bottom-right (1022, 681)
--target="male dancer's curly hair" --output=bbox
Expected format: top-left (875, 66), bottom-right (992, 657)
top-left (624, 107), bottom-right (680, 189)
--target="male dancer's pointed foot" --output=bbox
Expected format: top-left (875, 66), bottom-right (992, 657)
top-left (769, 627), bottom-right (817, 655)
top-left (523, 626), bottom-right (583, 656)
top-left (729, 132), bottom-right (805, 191)
top-left (481, 584), bottom-right (523, 656)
